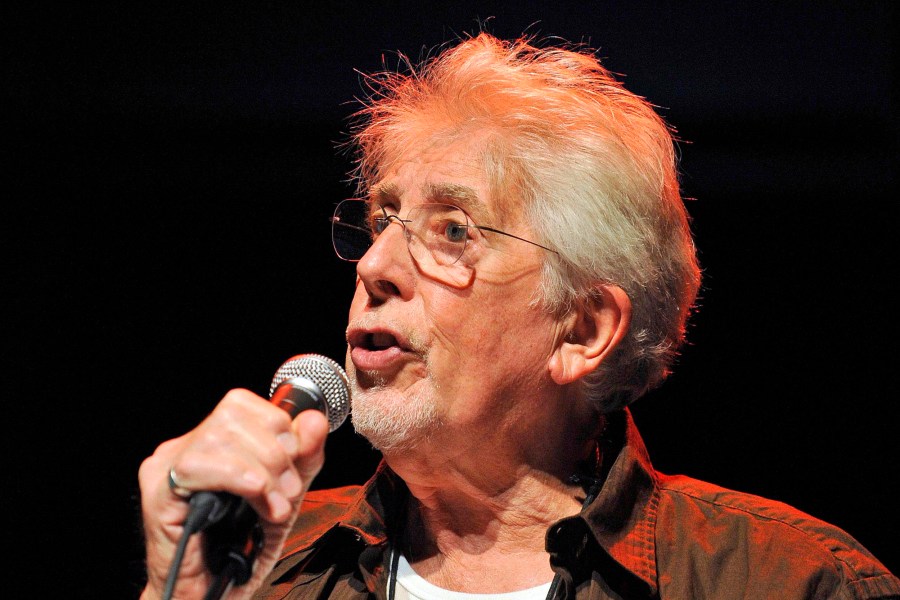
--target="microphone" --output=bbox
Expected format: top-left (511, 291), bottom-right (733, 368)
top-left (267, 353), bottom-right (352, 428)
top-left (191, 354), bottom-right (351, 594)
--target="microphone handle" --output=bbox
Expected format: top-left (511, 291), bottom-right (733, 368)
top-left (196, 382), bottom-right (328, 587)
top-left (198, 491), bottom-right (262, 587)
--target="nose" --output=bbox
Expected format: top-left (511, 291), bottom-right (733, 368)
top-left (355, 217), bottom-right (416, 303)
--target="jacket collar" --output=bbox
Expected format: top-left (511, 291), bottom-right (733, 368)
top-left (280, 460), bottom-right (404, 558)
top-left (580, 409), bottom-right (661, 593)
top-left (276, 409), bottom-right (661, 595)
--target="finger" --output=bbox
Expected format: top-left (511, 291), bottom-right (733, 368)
top-left (168, 390), bottom-right (295, 492)
top-left (254, 410), bottom-right (329, 521)
top-left (293, 409), bottom-right (329, 482)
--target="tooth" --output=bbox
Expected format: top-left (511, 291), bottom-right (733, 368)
top-left (372, 332), bottom-right (396, 348)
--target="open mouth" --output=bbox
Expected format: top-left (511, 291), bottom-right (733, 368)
top-left (368, 332), bottom-right (400, 350)
top-left (349, 328), bottom-right (407, 352)
top-left (348, 328), bottom-right (414, 372)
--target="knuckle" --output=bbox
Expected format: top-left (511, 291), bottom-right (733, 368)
top-left (220, 388), bottom-right (254, 411)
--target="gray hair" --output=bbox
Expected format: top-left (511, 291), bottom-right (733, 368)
top-left (348, 33), bottom-right (702, 412)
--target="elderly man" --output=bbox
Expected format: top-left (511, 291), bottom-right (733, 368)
top-left (138, 33), bottom-right (899, 599)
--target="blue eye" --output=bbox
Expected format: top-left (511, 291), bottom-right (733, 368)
top-left (372, 217), bottom-right (389, 234)
top-left (444, 222), bottom-right (468, 243)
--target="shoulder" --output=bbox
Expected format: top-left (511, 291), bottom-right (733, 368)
top-left (654, 474), bottom-right (899, 598)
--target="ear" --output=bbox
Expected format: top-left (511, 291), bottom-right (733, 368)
top-left (548, 284), bottom-right (632, 386)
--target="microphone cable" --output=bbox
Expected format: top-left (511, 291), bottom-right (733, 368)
top-left (157, 354), bottom-right (351, 600)
top-left (162, 492), bottom-right (230, 600)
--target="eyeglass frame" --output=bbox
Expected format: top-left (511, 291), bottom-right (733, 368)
top-left (330, 198), bottom-right (559, 268)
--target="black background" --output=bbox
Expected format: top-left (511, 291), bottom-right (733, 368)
top-left (4, 2), bottom-right (897, 597)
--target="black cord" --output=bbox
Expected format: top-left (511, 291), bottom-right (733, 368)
top-left (388, 546), bottom-right (400, 600)
top-left (161, 493), bottom-right (228, 600)
top-left (161, 521), bottom-right (192, 600)
top-left (202, 567), bottom-right (233, 600)
top-left (201, 541), bottom-right (260, 600)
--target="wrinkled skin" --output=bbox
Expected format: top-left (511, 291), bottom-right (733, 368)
top-left (138, 391), bottom-right (327, 599)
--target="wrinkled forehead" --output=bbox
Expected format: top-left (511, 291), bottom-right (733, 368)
top-left (369, 181), bottom-right (492, 223)
top-left (365, 130), bottom-right (523, 228)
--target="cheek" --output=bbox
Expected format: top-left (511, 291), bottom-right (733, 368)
top-left (421, 291), bottom-right (482, 352)
top-left (424, 287), bottom-right (533, 366)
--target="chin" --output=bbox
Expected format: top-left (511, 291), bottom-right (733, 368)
top-left (349, 385), bottom-right (442, 453)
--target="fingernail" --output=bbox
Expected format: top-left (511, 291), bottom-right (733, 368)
top-left (280, 469), bottom-right (302, 497)
top-left (268, 490), bottom-right (291, 520)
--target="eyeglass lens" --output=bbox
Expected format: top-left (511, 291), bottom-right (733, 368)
top-left (331, 199), bottom-right (474, 287)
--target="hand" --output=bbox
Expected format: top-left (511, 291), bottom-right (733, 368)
top-left (138, 389), bottom-right (329, 600)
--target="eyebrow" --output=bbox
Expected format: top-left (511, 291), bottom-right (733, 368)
top-left (369, 182), bottom-right (400, 207)
top-left (425, 183), bottom-right (491, 223)
top-left (368, 182), bottom-right (491, 224)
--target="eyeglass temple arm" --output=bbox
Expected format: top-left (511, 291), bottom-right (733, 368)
top-left (471, 225), bottom-right (559, 255)
top-left (331, 220), bottom-right (372, 235)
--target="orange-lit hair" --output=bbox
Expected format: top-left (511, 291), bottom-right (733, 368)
top-left (348, 33), bottom-right (701, 410)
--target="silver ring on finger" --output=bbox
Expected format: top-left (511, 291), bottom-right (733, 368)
top-left (167, 466), bottom-right (193, 499)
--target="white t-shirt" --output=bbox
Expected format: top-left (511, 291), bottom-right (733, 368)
top-left (390, 553), bottom-right (553, 600)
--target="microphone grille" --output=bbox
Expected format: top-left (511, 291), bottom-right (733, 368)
top-left (269, 354), bottom-right (351, 432)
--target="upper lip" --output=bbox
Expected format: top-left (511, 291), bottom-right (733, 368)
top-left (347, 325), bottom-right (412, 352)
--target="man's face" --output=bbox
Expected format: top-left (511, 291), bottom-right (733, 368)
top-left (345, 135), bottom-right (568, 454)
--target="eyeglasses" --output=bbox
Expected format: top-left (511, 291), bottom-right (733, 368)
top-left (331, 199), bottom-right (557, 287)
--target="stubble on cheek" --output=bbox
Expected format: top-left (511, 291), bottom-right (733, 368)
top-left (348, 366), bottom-right (444, 452)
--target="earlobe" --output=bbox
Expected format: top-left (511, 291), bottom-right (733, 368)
top-left (549, 284), bottom-right (632, 385)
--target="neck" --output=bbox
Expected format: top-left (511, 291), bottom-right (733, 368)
top-left (384, 410), bottom-right (603, 592)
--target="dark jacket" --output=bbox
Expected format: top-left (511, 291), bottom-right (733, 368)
top-left (255, 410), bottom-right (899, 599)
